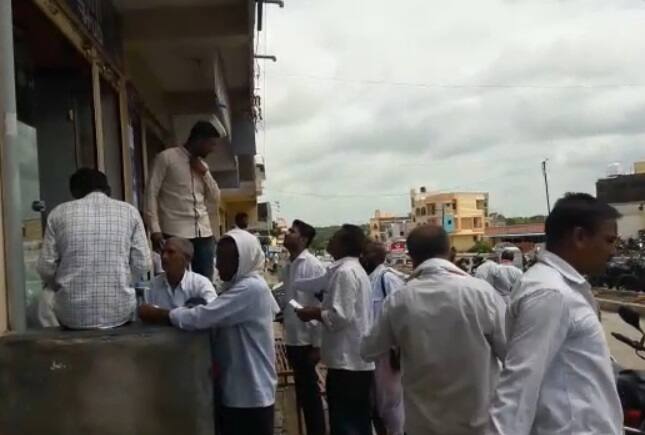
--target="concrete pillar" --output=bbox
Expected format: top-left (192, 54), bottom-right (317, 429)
top-left (0, 0), bottom-right (27, 332)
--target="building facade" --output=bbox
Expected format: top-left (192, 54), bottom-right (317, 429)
top-left (596, 162), bottom-right (645, 239)
top-left (368, 209), bottom-right (412, 243)
top-left (0, 0), bottom-right (274, 332)
top-left (410, 187), bottom-right (489, 251)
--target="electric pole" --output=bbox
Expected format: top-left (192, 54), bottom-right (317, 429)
top-left (542, 159), bottom-right (551, 215)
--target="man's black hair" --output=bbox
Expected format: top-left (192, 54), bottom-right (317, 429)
top-left (338, 224), bottom-right (367, 257)
top-left (235, 212), bottom-right (249, 228)
top-left (501, 250), bottom-right (515, 262)
top-left (187, 120), bottom-right (220, 144)
top-left (545, 192), bottom-right (621, 249)
top-left (293, 219), bottom-right (317, 247)
top-left (407, 225), bottom-right (450, 264)
top-left (69, 168), bottom-right (110, 199)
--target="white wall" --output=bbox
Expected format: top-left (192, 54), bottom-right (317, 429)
top-left (612, 202), bottom-right (645, 239)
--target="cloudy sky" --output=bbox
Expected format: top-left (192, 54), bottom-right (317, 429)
top-left (257, 0), bottom-right (645, 226)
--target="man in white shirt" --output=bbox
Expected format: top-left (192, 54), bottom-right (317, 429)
top-left (139, 229), bottom-right (279, 435)
top-left (489, 193), bottom-right (623, 435)
top-left (147, 237), bottom-right (217, 309)
top-left (281, 219), bottom-right (326, 435)
top-left (297, 224), bottom-right (375, 435)
top-left (145, 121), bottom-right (221, 280)
top-left (361, 225), bottom-right (506, 435)
top-left (475, 255), bottom-right (498, 285)
top-left (37, 168), bottom-right (150, 329)
top-left (360, 240), bottom-right (405, 435)
top-left (490, 249), bottom-right (523, 303)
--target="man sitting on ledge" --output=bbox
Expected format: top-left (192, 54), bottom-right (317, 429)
top-left (37, 168), bottom-right (150, 329)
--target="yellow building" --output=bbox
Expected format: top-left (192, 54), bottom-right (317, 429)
top-left (635, 161), bottom-right (645, 175)
top-left (410, 187), bottom-right (489, 252)
top-left (369, 210), bottom-right (411, 242)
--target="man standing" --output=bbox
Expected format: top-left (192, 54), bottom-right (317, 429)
top-left (147, 237), bottom-right (217, 309)
top-left (145, 120), bottom-right (221, 280)
top-left (139, 229), bottom-right (278, 435)
top-left (37, 168), bottom-right (150, 329)
top-left (489, 193), bottom-right (623, 435)
top-left (490, 249), bottom-right (523, 303)
top-left (297, 224), bottom-right (375, 435)
top-left (475, 255), bottom-right (498, 285)
top-left (361, 225), bottom-right (506, 435)
top-left (360, 240), bottom-right (405, 435)
top-left (282, 220), bottom-right (326, 435)
top-left (235, 212), bottom-right (250, 230)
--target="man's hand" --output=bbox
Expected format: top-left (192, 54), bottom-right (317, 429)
top-left (190, 156), bottom-right (208, 176)
top-left (138, 304), bottom-right (171, 325)
top-left (308, 347), bottom-right (321, 365)
top-left (296, 307), bottom-right (322, 322)
top-left (151, 232), bottom-right (165, 252)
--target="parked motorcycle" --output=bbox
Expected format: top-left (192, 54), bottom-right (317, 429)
top-left (611, 306), bottom-right (645, 434)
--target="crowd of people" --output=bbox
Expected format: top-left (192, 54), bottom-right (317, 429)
top-left (33, 120), bottom-right (626, 435)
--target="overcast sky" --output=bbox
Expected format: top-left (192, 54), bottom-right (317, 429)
top-left (257, 0), bottom-right (645, 226)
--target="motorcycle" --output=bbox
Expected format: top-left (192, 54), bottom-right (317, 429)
top-left (611, 306), bottom-right (645, 434)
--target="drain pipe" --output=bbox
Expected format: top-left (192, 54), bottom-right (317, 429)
top-left (0, 0), bottom-right (27, 332)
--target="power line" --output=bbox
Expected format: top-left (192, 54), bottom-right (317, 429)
top-left (267, 71), bottom-right (645, 90)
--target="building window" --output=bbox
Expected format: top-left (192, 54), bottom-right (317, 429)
top-left (461, 217), bottom-right (474, 230)
top-left (452, 199), bottom-right (458, 211)
top-left (373, 224), bottom-right (378, 230)
top-left (416, 208), bottom-right (421, 216)
top-left (421, 207), bottom-right (427, 216)
top-left (476, 199), bottom-right (487, 210)
top-left (430, 203), bottom-right (436, 215)
top-left (474, 217), bottom-right (483, 228)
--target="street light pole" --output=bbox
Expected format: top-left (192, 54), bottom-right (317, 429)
top-left (542, 159), bottom-right (551, 215)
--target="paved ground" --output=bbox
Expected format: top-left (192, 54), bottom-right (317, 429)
top-left (602, 310), bottom-right (645, 369)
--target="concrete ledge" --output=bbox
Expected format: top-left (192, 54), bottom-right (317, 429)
top-left (0, 325), bottom-right (214, 435)
top-left (597, 298), bottom-right (645, 316)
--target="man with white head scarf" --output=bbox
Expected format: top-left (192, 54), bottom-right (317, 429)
top-left (139, 228), bottom-right (278, 435)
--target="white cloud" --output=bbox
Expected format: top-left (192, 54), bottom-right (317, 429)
top-left (258, 0), bottom-right (645, 226)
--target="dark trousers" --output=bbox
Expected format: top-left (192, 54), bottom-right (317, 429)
top-left (286, 346), bottom-right (326, 435)
top-left (327, 369), bottom-right (374, 435)
top-left (219, 405), bottom-right (274, 435)
top-left (164, 234), bottom-right (215, 280)
top-left (190, 236), bottom-right (215, 280)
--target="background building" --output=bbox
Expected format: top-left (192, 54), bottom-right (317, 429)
top-left (596, 161), bottom-right (645, 239)
top-left (410, 187), bottom-right (489, 251)
top-left (369, 209), bottom-right (412, 242)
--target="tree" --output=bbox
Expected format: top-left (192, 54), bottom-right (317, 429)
top-left (469, 240), bottom-right (493, 253)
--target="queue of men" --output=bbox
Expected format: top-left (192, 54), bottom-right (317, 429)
top-left (33, 118), bottom-right (625, 435)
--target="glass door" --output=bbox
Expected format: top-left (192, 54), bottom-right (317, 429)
top-left (17, 121), bottom-right (45, 325)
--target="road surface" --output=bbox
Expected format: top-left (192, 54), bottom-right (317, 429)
top-left (602, 310), bottom-right (645, 369)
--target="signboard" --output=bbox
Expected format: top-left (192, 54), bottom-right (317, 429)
top-left (443, 213), bottom-right (455, 233)
top-left (389, 240), bottom-right (406, 254)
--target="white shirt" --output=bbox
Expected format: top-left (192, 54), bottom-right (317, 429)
top-left (491, 262), bottom-right (523, 302)
top-left (489, 250), bottom-right (622, 435)
top-left (369, 264), bottom-right (405, 321)
top-left (320, 257), bottom-right (375, 371)
top-left (147, 270), bottom-right (217, 309)
top-left (475, 260), bottom-right (498, 286)
top-left (37, 192), bottom-right (150, 329)
top-left (145, 147), bottom-right (220, 239)
top-left (281, 250), bottom-right (325, 347)
top-left (170, 274), bottom-right (278, 408)
top-left (362, 258), bottom-right (506, 435)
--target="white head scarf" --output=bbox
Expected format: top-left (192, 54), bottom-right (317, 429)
top-left (225, 228), bottom-right (265, 282)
